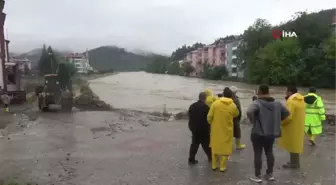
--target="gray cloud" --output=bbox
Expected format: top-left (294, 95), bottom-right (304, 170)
top-left (3, 0), bottom-right (334, 54)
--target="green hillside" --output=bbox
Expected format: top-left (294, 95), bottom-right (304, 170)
top-left (88, 46), bottom-right (153, 71)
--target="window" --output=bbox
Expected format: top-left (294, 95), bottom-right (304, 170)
top-left (232, 49), bottom-right (237, 56)
top-left (232, 67), bottom-right (237, 73)
top-left (7, 74), bottom-right (16, 84)
top-left (232, 58), bottom-right (238, 64)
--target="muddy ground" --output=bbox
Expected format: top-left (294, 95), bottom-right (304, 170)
top-left (0, 104), bottom-right (335, 185)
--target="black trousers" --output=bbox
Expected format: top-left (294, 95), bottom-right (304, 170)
top-left (251, 135), bottom-right (275, 176)
top-left (233, 121), bottom-right (241, 138)
top-left (189, 133), bottom-right (211, 160)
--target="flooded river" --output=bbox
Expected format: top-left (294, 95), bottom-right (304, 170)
top-left (89, 71), bottom-right (336, 114)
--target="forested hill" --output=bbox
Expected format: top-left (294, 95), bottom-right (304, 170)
top-left (88, 46), bottom-right (154, 71)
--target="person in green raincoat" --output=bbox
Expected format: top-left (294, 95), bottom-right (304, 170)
top-left (304, 86), bottom-right (326, 146)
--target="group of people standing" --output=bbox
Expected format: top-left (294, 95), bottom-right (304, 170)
top-left (187, 84), bottom-right (326, 183)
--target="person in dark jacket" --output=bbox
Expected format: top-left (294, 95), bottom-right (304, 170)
top-left (188, 92), bottom-right (211, 164)
top-left (246, 84), bottom-right (290, 183)
top-left (229, 86), bottom-right (246, 149)
top-left (252, 88), bottom-right (258, 101)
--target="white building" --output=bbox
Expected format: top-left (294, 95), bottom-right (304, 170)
top-left (11, 57), bottom-right (32, 73)
top-left (224, 36), bottom-right (244, 78)
top-left (64, 50), bottom-right (93, 74)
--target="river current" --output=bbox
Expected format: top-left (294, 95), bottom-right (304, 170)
top-left (89, 71), bottom-right (335, 114)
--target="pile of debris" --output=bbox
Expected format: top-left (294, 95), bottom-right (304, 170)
top-left (73, 84), bottom-right (112, 111)
top-left (175, 111), bottom-right (188, 120)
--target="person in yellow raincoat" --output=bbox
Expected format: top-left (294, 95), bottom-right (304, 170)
top-left (278, 85), bottom-right (305, 169)
top-left (207, 88), bottom-right (239, 172)
top-left (204, 89), bottom-right (218, 107)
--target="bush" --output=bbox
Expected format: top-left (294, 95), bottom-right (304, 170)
top-left (202, 64), bottom-right (228, 80)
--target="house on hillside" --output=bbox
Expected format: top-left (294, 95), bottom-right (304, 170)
top-left (64, 50), bottom-right (93, 74)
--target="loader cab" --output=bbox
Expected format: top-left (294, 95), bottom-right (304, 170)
top-left (44, 74), bottom-right (60, 93)
top-left (43, 74), bottom-right (61, 101)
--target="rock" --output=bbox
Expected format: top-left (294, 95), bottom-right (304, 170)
top-left (72, 107), bottom-right (80, 112)
top-left (175, 112), bottom-right (188, 120)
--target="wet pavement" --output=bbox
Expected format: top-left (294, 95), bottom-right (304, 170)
top-left (0, 110), bottom-right (335, 185)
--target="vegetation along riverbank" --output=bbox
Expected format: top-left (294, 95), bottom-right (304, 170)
top-left (146, 9), bottom-right (335, 88)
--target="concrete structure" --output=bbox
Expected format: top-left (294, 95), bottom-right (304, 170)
top-left (186, 43), bottom-right (226, 76)
top-left (0, 0), bottom-right (6, 90)
top-left (185, 37), bottom-right (246, 78)
top-left (224, 37), bottom-right (243, 78)
top-left (64, 50), bottom-right (93, 74)
top-left (11, 57), bottom-right (32, 74)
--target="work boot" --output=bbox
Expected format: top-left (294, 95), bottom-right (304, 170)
top-left (188, 158), bottom-right (198, 165)
top-left (219, 156), bottom-right (227, 172)
top-left (283, 153), bottom-right (300, 169)
top-left (282, 163), bottom-right (300, 169)
top-left (309, 140), bottom-right (316, 146)
top-left (309, 135), bottom-right (316, 146)
top-left (236, 139), bottom-right (246, 150)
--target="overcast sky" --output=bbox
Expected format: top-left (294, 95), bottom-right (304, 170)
top-left (4, 0), bottom-right (335, 54)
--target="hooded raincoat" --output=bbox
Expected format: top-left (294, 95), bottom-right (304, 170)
top-left (278, 93), bottom-right (306, 154)
top-left (304, 93), bottom-right (325, 135)
top-left (205, 89), bottom-right (217, 107)
top-left (207, 97), bottom-right (239, 156)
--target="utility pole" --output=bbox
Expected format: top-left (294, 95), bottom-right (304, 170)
top-left (49, 52), bottom-right (53, 74)
top-left (0, 0), bottom-right (6, 91)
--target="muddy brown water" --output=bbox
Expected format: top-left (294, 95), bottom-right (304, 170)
top-left (89, 71), bottom-right (336, 114)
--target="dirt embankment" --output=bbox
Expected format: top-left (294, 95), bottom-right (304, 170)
top-left (73, 82), bottom-right (112, 111)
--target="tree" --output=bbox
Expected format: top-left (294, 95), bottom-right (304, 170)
top-left (24, 63), bottom-right (30, 76)
top-left (146, 55), bottom-right (170, 74)
top-left (254, 39), bottom-right (303, 84)
top-left (57, 61), bottom-right (77, 91)
top-left (236, 19), bottom-right (273, 83)
top-left (167, 61), bottom-right (182, 75)
top-left (38, 45), bottom-right (59, 76)
top-left (182, 62), bottom-right (194, 76)
top-left (235, 9), bottom-right (335, 88)
top-left (317, 34), bottom-right (336, 88)
top-left (202, 64), bottom-right (228, 80)
top-left (170, 43), bottom-right (205, 61)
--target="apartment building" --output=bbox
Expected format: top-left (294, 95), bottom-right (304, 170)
top-left (64, 51), bottom-right (93, 74)
top-left (186, 43), bottom-right (226, 76)
top-left (224, 38), bottom-right (242, 77)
